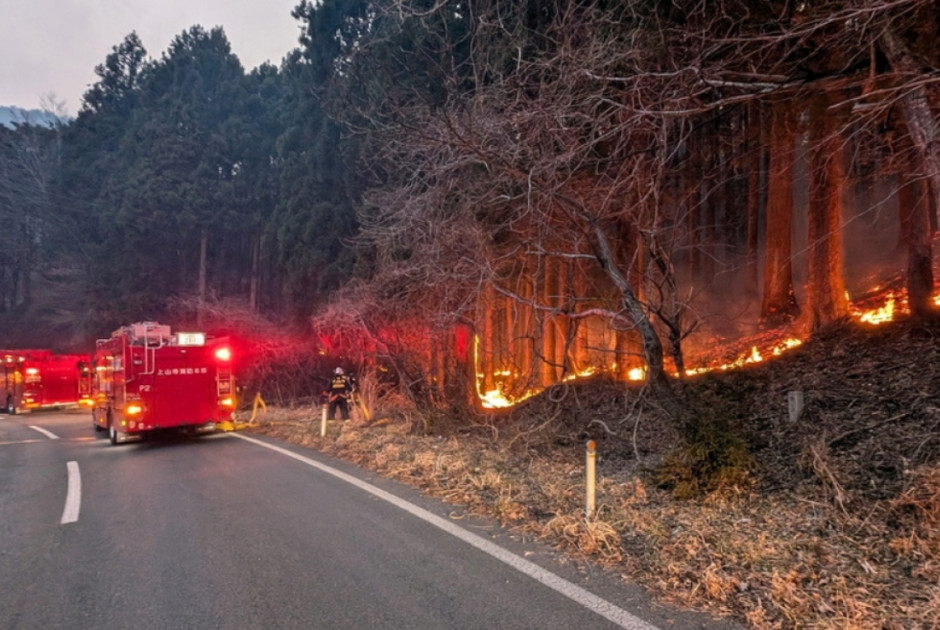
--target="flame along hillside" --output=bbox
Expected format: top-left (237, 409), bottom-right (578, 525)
top-left (475, 286), bottom-right (940, 409)
top-left (254, 300), bottom-right (940, 629)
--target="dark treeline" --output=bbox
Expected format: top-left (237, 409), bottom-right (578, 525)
top-left (1, 0), bottom-right (939, 417)
top-left (1, 7), bottom-right (365, 340)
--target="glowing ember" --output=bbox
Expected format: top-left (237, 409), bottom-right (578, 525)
top-left (564, 367), bottom-right (597, 381)
top-left (479, 389), bottom-right (515, 409)
top-left (477, 384), bottom-right (540, 409)
top-left (771, 338), bottom-right (803, 355)
top-left (852, 292), bottom-right (899, 325)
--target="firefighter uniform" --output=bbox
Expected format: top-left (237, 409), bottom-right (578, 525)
top-left (326, 368), bottom-right (353, 420)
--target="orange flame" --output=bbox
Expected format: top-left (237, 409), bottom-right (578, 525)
top-left (684, 337), bottom-right (803, 377)
top-left (850, 291), bottom-right (901, 325)
top-left (474, 288), bottom-right (940, 408)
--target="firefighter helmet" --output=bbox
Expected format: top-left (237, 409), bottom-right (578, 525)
top-left (335, 367), bottom-right (344, 375)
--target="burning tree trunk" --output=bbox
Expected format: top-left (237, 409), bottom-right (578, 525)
top-left (479, 284), bottom-right (497, 395)
top-left (537, 253), bottom-right (557, 388)
top-left (745, 101), bottom-right (765, 298)
top-left (431, 324), bottom-right (475, 406)
top-left (761, 99), bottom-right (800, 326)
top-left (514, 266), bottom-right (535, 388)
top-left (899, 178), bottom-right (934, 317)
top-left (879, 31), bottom-right (938, 317)
top-left (880, 30), bottom-right (940, 233)
top-left (685, 150), bottom-right (703, 281)
top-left (802, 92), bottom-right (850, 333)
top-left (699, 124), bottom-right (718, 288)
top-left (539, 256), bottom-right (562, 387)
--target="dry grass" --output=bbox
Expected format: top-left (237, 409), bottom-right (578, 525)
top-left (245, 318), bottom-right (940, 629)
top-left (249, 410), bottom-right (940, 629)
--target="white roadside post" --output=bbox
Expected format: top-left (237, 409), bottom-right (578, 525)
top-left (788, 390), bottom-right (804, 422)
top-left (320, 403), bottom-right (328, 437)
top-left (586, 440), bottom-right (597, 518)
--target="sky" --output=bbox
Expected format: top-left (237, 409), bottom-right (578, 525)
top-left (0, 0), bottom-right (305, 114)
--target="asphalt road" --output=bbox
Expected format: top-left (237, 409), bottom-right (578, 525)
top-left (0, 409), bottom-right (742, 630)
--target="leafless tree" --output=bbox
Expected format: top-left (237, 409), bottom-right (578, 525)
top-left (0, 117), bottom-right (61, 312)
top-left (323, 0), bottom-right (939, 421)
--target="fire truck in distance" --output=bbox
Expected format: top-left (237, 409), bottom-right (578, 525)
top-left (0, 349), bottom-right (93, 414)
top-left (91, 322), bottom-right (236, 445)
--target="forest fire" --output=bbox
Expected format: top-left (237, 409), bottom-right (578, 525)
top-left (475, 365), bottom-right (602, 409)
top-left (684, 287), bottom-right (940, 379)
top-left (475, 287), bottom-right (940, 409)
top-left (851, 291), bottom-right (901, 325)
top-left (684, 337), bottom-right (804, 377)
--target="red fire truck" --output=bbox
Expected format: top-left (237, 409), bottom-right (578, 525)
top-left (91, 322), bottom-right (236, 445)
top-left (0, 349), bottom-right (93, 414)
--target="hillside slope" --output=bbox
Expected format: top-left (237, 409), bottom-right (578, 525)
top-left (252, 316), bottom-right (940, 629)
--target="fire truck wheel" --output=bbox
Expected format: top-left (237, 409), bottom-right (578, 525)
top-left (108, 415), bottom-right (122, 445)
top-left (5, 396), bottom-right (15, 414)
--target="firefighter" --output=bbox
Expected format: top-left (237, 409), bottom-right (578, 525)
top-left (325, 367), bottom-right (354, 420)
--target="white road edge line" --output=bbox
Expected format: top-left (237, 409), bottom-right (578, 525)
top-left (29, 425), bottom-right (59, 439)
top-left (231, 433), bottom-right (660, 630)
top-left (61, 461), bottom-right (81, 524)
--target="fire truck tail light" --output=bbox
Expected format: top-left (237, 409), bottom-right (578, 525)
top-left (214, 347), bottom-right (232, 362)
top-left (126, 403), bottom-right (143, 416)
top-left (219, 397), bottom-right (235, 408)
top-left (26, 367), bottom-right (39, 375)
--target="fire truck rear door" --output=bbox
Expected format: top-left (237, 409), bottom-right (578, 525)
top-left (151, 348), bottom-right (216, 426)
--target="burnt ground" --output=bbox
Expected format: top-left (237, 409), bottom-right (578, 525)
top-left (250, 316), bottom-right (940, 629)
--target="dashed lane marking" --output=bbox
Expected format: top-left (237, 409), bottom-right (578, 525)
top-left (61, 461), bottom-right (81, 524)
top-left (29, 425), bottom-right (59, 439)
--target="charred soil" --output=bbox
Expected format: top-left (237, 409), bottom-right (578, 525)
top-left (251, 316), bottom-right (940, 629)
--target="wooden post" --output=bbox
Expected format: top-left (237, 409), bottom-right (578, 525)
top-left (586, 440), bottom-right (597, 518)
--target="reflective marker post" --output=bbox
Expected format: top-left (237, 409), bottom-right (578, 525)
top-left (321, 404), bottom-right (328, 437)
top-left (788, 390), bottom-right (804, 422)
top-left (585, 440), bottom-right (596, 518)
